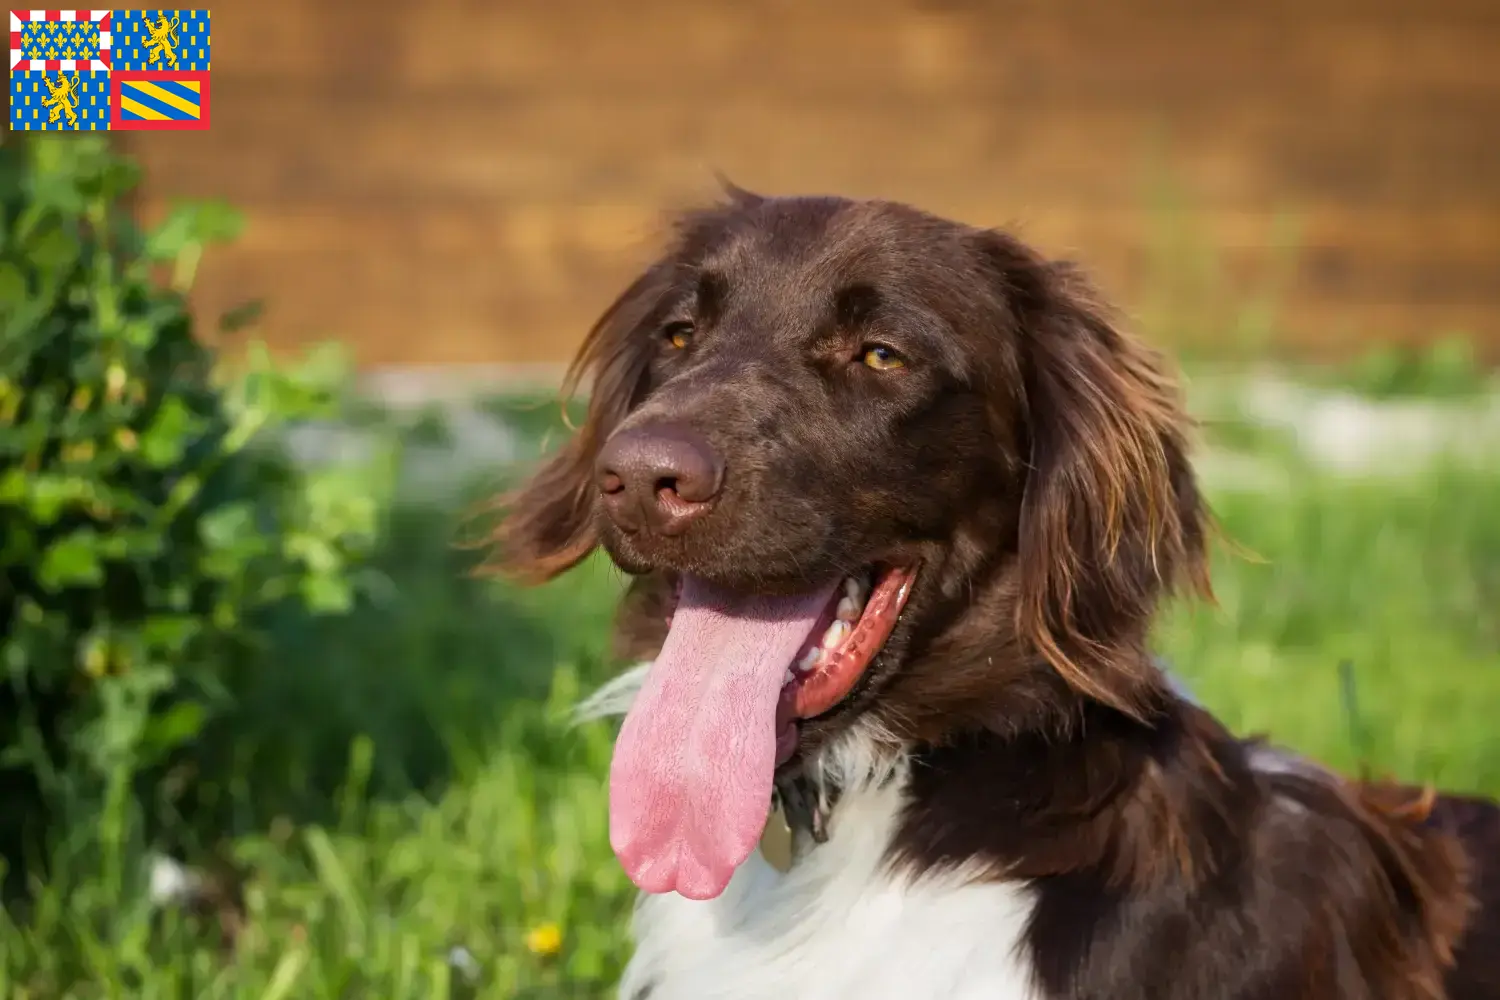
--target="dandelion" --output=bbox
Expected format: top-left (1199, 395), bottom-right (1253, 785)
top-left (524, 921), bottom-right (562, 958)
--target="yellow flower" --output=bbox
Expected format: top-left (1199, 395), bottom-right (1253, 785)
top-left (524, 922), bottom-right (562, 958)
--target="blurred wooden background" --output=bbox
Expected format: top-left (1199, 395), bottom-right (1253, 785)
top-left (120, 0), bottom-right (1500, 372)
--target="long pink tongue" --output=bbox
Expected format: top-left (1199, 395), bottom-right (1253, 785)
top-left (608, 574), bottom-right (838, 899)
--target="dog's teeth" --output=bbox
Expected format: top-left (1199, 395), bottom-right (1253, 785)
top-left (785, 668), bottom-right (795, 685)
top-left (821, 620), bottom-right (850, 650)
top-left (843, 577), bottom-right (862, 602)
top-left (797, 647), bottom-right (822, 672)
top-left (836, 596), bottom-right (861, 622)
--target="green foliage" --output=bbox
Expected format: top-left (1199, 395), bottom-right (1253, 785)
top-left (0, 135), bottom-right (386, 862)
top-left (1337, 335), bottom-right (1490, 400)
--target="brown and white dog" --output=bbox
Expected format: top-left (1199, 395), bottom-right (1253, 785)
top-left (493, 189), bottom-right (1500, 1000)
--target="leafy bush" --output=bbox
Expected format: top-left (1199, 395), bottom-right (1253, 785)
top-left (0, 134), bottom-right (385, 871)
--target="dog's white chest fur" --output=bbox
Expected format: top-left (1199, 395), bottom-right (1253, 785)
top-left (617, 779), bottom-right (1041, 1000)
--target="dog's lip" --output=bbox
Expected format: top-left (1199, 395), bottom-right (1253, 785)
top-left (786, 563), bottom-right (917, 721)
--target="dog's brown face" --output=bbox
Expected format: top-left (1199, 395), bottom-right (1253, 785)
top-left (494, 190), bottom-right (1210, 899)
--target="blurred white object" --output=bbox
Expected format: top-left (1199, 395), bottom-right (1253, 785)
top-left (147, 852), bottom-right (203, 907)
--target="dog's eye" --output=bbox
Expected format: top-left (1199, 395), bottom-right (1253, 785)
top-left (860, 345), bottom-right (905, 370)
top-left (663, 321), bottom-right (694, 350)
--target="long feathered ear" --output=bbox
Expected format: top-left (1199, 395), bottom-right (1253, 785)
top-left (977, 231), bottom-right (1212, 718)
top-left (484, 261), bottom-right (676, 583)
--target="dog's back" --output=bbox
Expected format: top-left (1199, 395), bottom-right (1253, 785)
top-left (1425, 793), bottom-right (1500, 997)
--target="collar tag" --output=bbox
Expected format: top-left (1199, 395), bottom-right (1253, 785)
top-left (760, 801), bottom-right (795, 873)
top-left (762, 772), bottom-right (834, 873)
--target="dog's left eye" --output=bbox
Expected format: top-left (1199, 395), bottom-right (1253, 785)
top-left (663, 321), bottom-right (694, 350)
top-left (860, 345), bottom-right (905, 370)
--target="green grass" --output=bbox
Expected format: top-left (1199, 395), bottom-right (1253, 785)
top-left (1317, 336), bottom-right (1495, 401)
top-left (1160, 463), bottom-right (1500, 789)
top-left (4, 390), bottom-right (1500, 999)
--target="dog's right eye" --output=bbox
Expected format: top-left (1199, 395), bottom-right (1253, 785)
top-left (860, 344), bottom-right (905, 371)
top-left (662, 321), bottom-right (694, 350)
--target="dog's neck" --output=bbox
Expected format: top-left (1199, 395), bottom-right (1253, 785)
top-left (575, 653), bottom-right (1217, 886)
top-left (768, 716), bottom-right (911, 865)
top-left (778, 672), bottom-right (1248, 889)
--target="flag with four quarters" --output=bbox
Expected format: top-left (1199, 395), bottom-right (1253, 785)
top-left (9, 9), bottom-right (211, 130)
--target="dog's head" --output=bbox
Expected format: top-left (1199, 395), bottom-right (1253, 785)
top-left (493, 190), bottom-right (1211, 898)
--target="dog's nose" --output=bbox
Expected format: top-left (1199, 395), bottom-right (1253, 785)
top-left (596, 425), bottom-right (724, 535)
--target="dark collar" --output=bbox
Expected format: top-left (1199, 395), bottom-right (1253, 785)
top-left (763, 768), bottom-right (839, 871)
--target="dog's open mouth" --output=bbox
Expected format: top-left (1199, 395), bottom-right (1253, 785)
top-left (608, 564), bottom-right (918, 900)
top-left (774, 564), bottom-right (917, 759)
